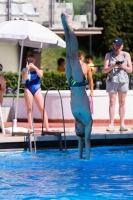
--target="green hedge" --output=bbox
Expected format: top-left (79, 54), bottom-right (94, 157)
top-left (3, 71), bottom-right (107, 91)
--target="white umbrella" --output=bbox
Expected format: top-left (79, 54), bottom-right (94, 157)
top-left (0, 20), bottom-right (65, 48)
top-left (0, 19), bottom-right (66, 131)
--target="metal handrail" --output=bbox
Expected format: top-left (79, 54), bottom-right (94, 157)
top-left (42, 87), bottom-right (67, 151)
top-left (11, 88), bottom-right (36, 153)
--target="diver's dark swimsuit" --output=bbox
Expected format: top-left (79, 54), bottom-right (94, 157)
top-left (69, 75), bottom-right (87, 87)
top-left (26, 71), bottom-right (40, 96)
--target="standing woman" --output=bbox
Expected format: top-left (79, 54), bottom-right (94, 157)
top-left (0, 64), bottom-right (6, 132)
top-left (0, 64), bottom-right (6, 106)
top-left (104, 38), bottom-right (132, 132)
top-left (22, 54), bottom-right (49, 131)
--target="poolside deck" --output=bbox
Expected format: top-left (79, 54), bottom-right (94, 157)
top-left (0, 121), bottom-right (133, 149)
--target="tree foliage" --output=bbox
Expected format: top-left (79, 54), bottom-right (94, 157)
top-left (94, 0), bottom-right (133, 58)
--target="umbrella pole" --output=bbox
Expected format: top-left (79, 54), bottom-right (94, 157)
top-left (13, 40), bottom-right (24, 128)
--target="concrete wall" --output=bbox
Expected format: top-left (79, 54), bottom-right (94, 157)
top-left (0, 42), bottom-right (19, 72)
top-left (2, 90), bottom-right (133, 121)
top-left (0, 0), bottom-right (49, 23)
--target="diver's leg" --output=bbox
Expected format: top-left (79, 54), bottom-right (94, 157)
top-left (78, 137), bottom-right (84, 159)
top-left (61, 13), bottom-right (72, 82)
top-left (61, 13), bottom-right (83, 82)
top-left (66, 60), bottom-right (72, 83)
top-left (84, 117), bottom-right (92, 160)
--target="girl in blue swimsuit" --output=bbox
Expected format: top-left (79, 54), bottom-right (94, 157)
top-left (22, 54), bottom-right (49, 131)
top-left (61, 13), bottom-right (92, 159)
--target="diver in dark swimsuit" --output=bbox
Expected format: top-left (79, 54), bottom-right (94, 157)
top-left (22, 54), bottom-right (49, 131)
top-left (61, 13), bottom-right (92, 159)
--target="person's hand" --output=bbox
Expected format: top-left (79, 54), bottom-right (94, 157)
top-left (89, 91), bottom-right (93, 97)
top-left (26, 62), bottom-right (30, 70)
top-left (112, 63), bottom-right (117, 68)
top-left (29, 63), bottom-right (37, 70)
top-left (118, 63), bottom-right (125, 69)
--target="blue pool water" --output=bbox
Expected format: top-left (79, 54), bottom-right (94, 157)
top-left (0, 146), bottom-right (133, 200)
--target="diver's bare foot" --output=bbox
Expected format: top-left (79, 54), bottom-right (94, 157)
top-left (61, 12), bottom-right (73, 31)
top-left (61, 13), bottom-right (68, 30)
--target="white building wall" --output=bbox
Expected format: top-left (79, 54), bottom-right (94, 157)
top-left (2, 90), bottom-right (133, 120)
top-left (0, 42), bottom-right (19, 72)
top-left (0, 0), bottom-right (50, 72)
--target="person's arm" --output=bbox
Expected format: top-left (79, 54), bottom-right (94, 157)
top-left (0, 76), bottom-right (6, 105)
top-left (29, 63), bottom-right (43, 78)
top-left (103, 53), bottom-right (117, 73)
top-left (91, 67), bottom-right (97, 73)
top-left (0, 76), bottom-right (6, 94)
top-left (118, 52), bottom-right (132, 73)
top-left (87, 64), bottom-right (94, 97)
top-left (22, 63), bottom-right (30, 81)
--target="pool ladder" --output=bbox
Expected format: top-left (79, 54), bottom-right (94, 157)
top-left (41, 87), bottom-right (67, 151)
top-left (12, 87), bottom-right (67, 152)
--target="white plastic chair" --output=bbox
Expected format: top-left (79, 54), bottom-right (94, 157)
top-left (54, 14), bottom-right (73, 28)
top-left (54, 3), bottom-right (74, 16)
top-left (73, 15), bottom-right (88, 28)
top-left (0, 0), bottom-right (7, 3)
top-left (11, 3), bottom-right (23, 16)
top-left (11, 0), bottom-right (25, 3)
top-left (66, 3), bottom-right (73, 9)
top-left (22, 3), bottom-right (39, 16)
top-left (72, 21), bottom-right (82, 29)
top-left (66, 8), bottom-right (74, 16)
top-left (74, 15), bottom-right (87, 22)
top-left (0, 4), bottom-right (6, 15)
top-left (54, 3), bottom-right (67, 9)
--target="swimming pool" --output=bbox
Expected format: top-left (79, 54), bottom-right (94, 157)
top-left (0, 146), bottom-right (133, 200)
